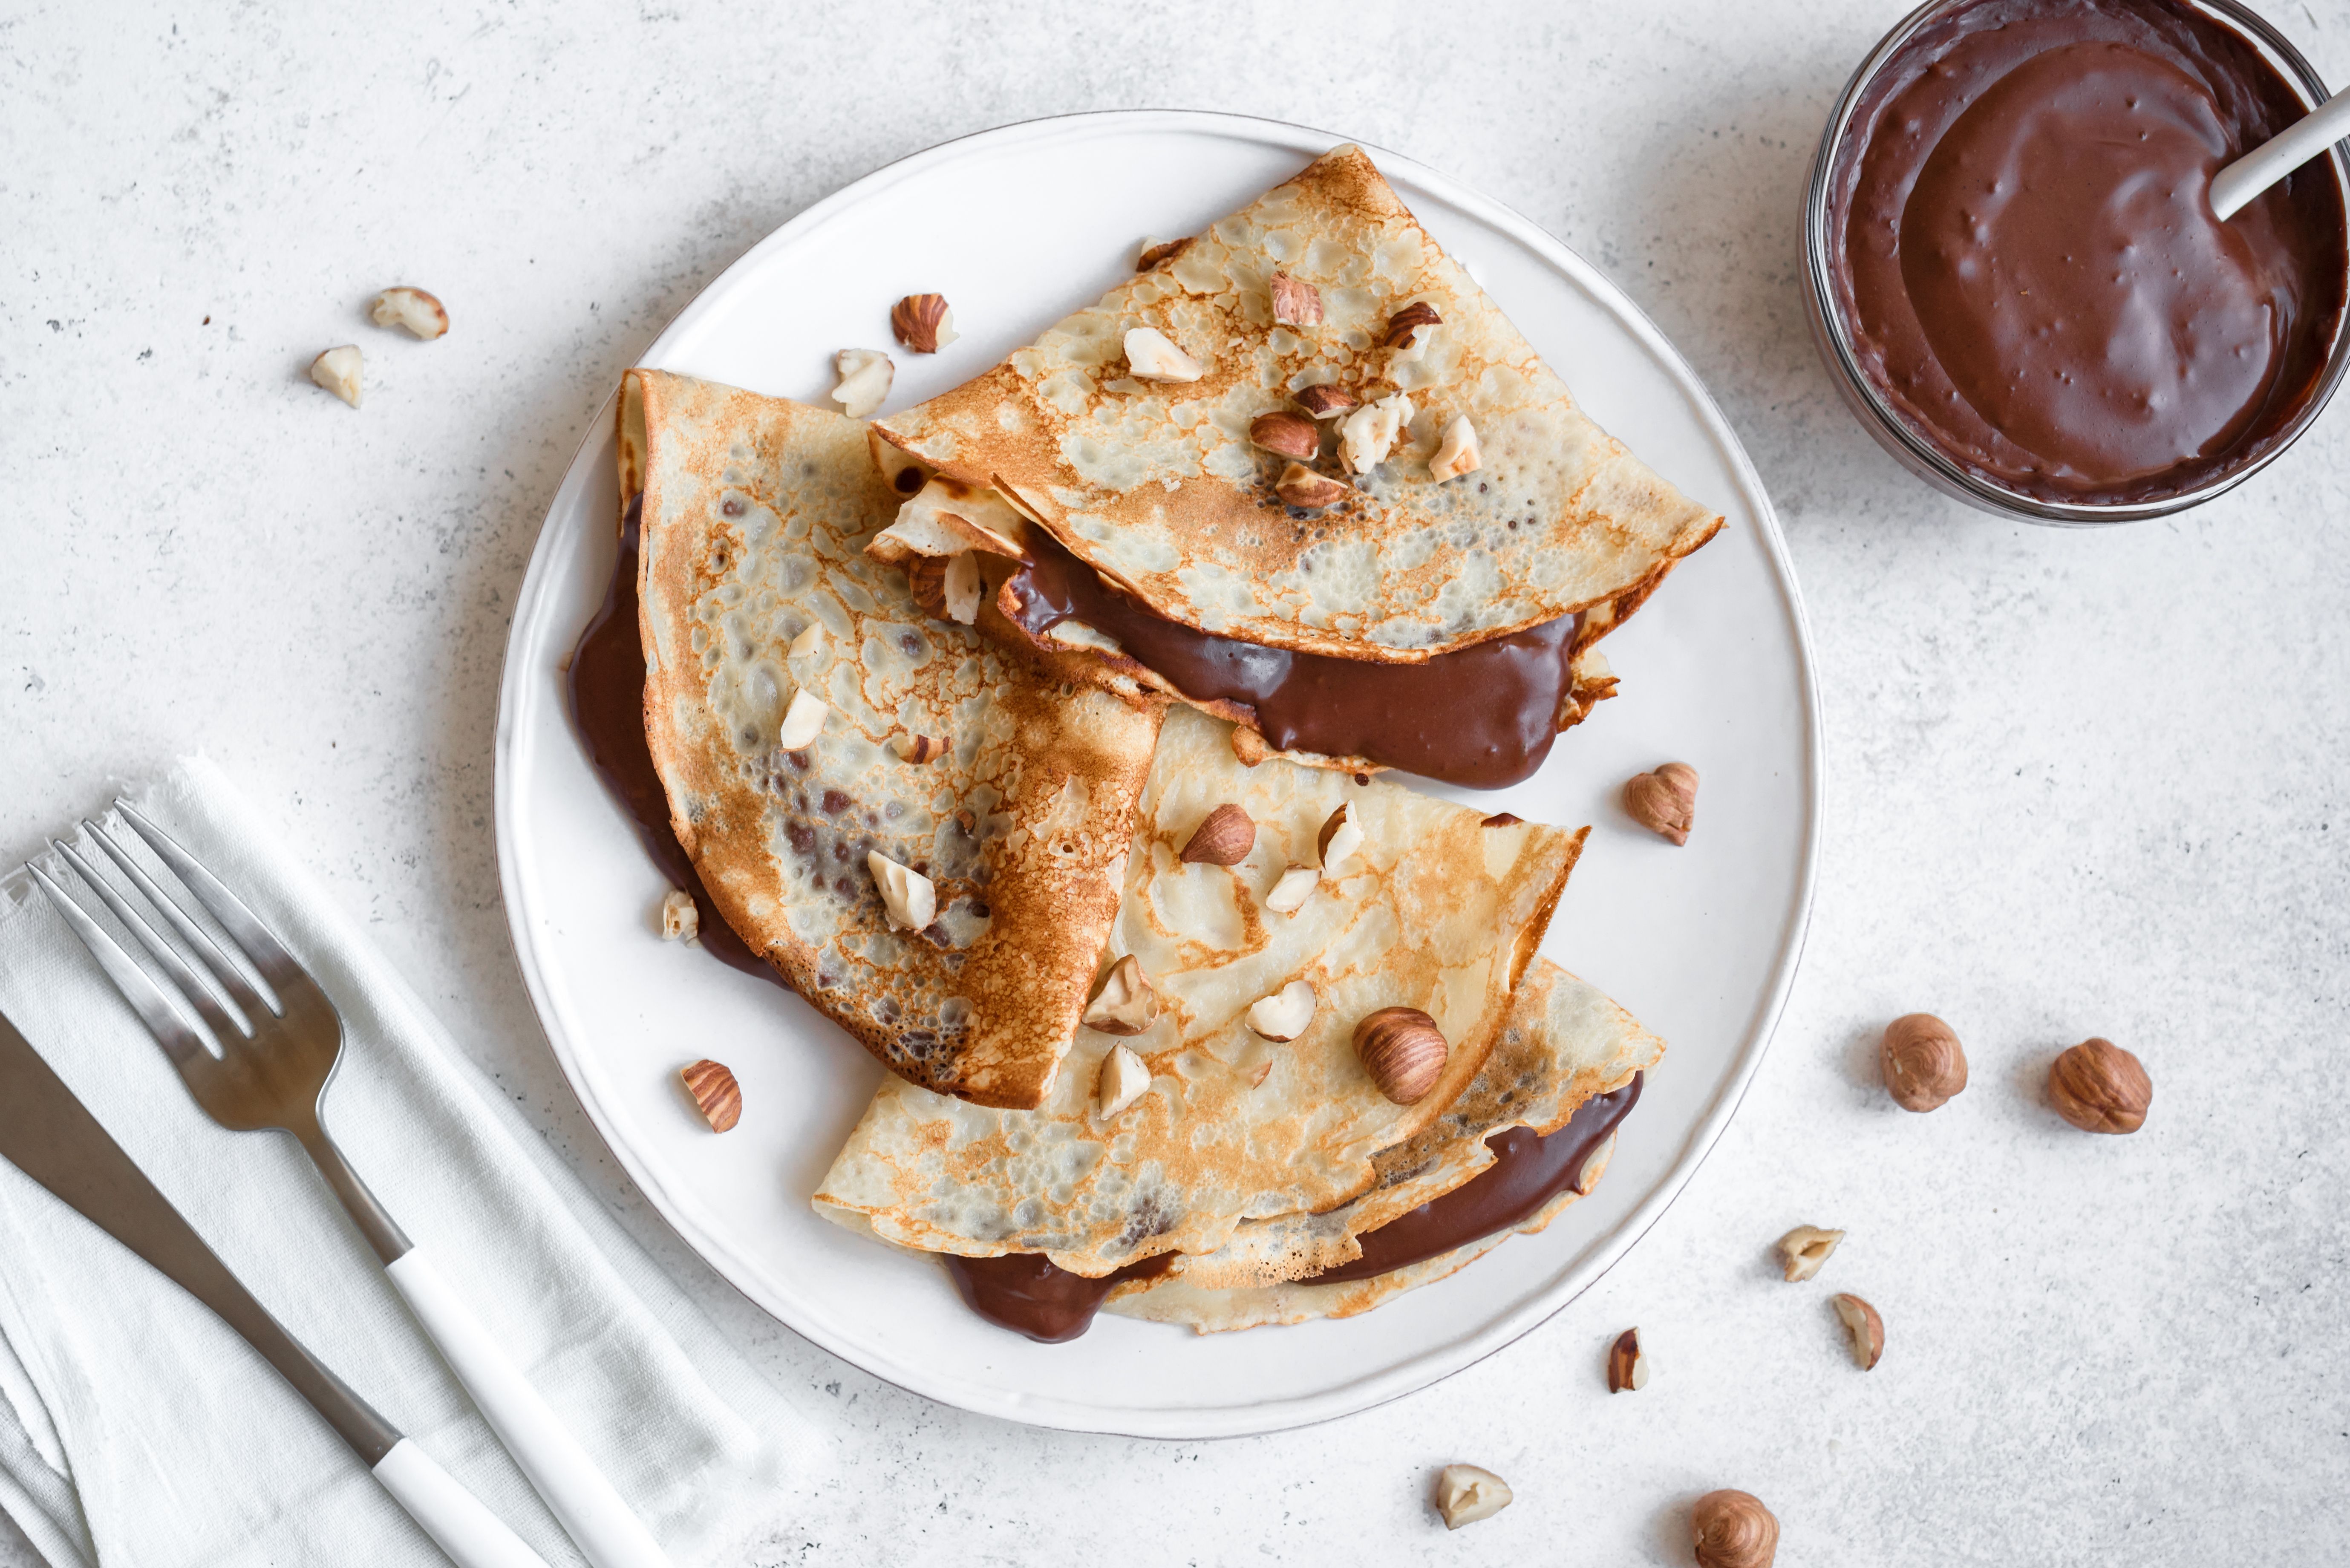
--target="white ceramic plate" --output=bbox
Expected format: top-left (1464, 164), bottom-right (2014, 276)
top-left (494, 110), bottom-right (1819, 1439)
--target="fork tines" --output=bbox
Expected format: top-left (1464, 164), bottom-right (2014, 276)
top-left (29, 804), bottom-right (286, 1061)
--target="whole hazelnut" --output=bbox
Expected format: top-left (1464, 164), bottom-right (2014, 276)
top-left (1623, 762), bottom-right (1698, 845)
top-left (1880, 1012), bottom-right (1967, 1112)
top-left (1353, 1007), bottom-right (1448, 1104)
top-left (1180, 804), bottom-right (1255, 866)
top-left (1691, 1490), bottom-right (1778, 1568)
top-left (2048, 1038), bottom-right (2151, 1134)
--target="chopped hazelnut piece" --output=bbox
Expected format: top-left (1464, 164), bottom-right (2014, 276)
top-left (777, 689), bottom-right (828, 751)
top-left (369, 287), bottom-right (448, 340)
top-left (1428, 415), bottom-right (1481, 480)
top-left (309, 346), bottom-right (363, 407)
top-left (867, 850), bottom-right (935, 931)
top-left (830, 347), bottom-right (894, 420)
top-left (658, 888), bottom-right (699, 942)
top-left (1123, 326), bottom-right (1203, 382)
top-left (1097, 1042), bottom-right (1150, 1118)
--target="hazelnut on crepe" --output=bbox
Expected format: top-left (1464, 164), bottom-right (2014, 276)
top-left (626, 369), bottom-right (1162, 1110)
top-left (1103, 960), bottom-right (1664, 1332)
top-left (868, 145), bottom-right (1722, 788)
top-left (810, 706), bottom-right (1586, 1281)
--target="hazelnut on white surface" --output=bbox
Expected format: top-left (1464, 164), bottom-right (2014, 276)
top-left (309, 346), bottom-right (363, 407)
top-left (369, 286), bottom-right (448, 340)
top-left (830, 348), bottom-right (894, 420)
top-left (1606, 1326), bottom-right (1651, 1392)
top-left (1432, 1464), bottom-right (1511, 1530)
top-left (658, 888), bottom-right (699, 943)
top-left (1692, 1490), bottom-right (1778, 1568)
top-left (1831, 1293), bottom-right (1885, 1369)
top-left (1624, 762), bottom-right (1698, 845)
top-left (1881, 1013), bottom-right (1967, 1111)
top-left (889, 293), bottom-right (957, 354)
top-left (2049, 1037), bottom-right (2152, 1133)
top-left (1776, 1224), bottom-right (1843, 1283)
top-left (679, 1059), bottom-right (741, 1133)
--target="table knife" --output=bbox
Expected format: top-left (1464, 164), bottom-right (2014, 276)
top-left (0, 1006), bottom-right (550, 1568)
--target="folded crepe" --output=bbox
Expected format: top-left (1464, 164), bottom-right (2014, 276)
top-left (1102, 960), bottom-right (1663, 1332)
top-left (810, 704), bottom-right (1585, 1275)
top-left (868, 144), bottom-right (1723, 785)
top-left (626, 369), bottom-right (1162, 1109)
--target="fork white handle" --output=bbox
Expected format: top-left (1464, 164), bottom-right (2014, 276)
top-left (388, 1249), bottom-right (673, 1568)
top-left (374, 1439), bottom-right (554, 1568)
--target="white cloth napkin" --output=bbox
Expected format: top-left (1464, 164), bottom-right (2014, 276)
top-left (0, 758), bottom-right (826, 1567)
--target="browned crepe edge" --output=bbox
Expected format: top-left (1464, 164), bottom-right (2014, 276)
top-left (627, 370), bottom-right (1157, 1110)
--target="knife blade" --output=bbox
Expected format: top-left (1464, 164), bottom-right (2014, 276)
top-left (0, 1004), bottom-right (552, 1568)
top-left (0, 1002), bottom-right (398, 1460)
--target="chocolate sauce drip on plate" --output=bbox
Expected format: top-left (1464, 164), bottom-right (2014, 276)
top-left (566, 493), bottom-right (779, 985)
top-left (1833, 0), bottom-right (2346, 501)
top-left (939, 1251), bottom-right (1179, 1344)
top-left (1004, 527), bottom-right (1580, 790)
top-left (948, 1072), bottom-right (1644, 1342)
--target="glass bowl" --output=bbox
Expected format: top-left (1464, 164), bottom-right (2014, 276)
top-left (1801, 0), bottom-right (2350, 525)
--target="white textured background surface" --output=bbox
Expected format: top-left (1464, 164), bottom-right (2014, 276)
top-left (4, 2), bottom-right (2347, 1563)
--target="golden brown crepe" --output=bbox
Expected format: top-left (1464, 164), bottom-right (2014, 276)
top-left (1103, 960), bottom-right (1663, 1331)
top-left (626, 369), bottom-right (1162, 1109)
top-left (872, 144), bottom-right (1722, 668)
top-left (809, 705), bottom-right (1584, 1276)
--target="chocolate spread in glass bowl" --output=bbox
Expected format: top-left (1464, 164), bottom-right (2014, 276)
top-left (1827, 0), bottom-right (2346, 503)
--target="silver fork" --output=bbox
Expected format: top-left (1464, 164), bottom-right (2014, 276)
top-left (35, 802), bottom-right (672, 1568)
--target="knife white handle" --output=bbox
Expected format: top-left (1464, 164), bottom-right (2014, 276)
top-left (386, 1248), bottom-right (673, 1568)
top-left (373, 1438), bottom-right (553, 1568)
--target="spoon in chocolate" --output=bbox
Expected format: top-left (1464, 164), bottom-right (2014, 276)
top-left (2210, 90), bottom-right (2350, 220)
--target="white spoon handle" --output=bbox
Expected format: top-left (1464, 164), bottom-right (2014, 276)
top-left (2212, 89), bottom-right (2350, 221)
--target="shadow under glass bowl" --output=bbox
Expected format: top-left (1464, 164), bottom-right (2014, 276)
top-left (1801, 0), bottom-right (2350, 526)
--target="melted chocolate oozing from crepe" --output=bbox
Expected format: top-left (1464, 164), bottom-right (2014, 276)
top-left (951, 1073), bottom-right (1644, 1341)
top-left (1005, 529), bottom-right (1580, 790)
top-left (569, 494), bottom-right (779, 986)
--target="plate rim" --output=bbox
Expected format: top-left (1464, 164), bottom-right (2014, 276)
top-left (492, 107), bottom-right (1823, 1438)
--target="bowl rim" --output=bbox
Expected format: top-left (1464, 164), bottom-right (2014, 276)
top-left (1801, 0), bottom-right (2350, 526)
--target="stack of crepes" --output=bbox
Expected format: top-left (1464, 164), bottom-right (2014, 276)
top-left (600, 145), bottom-right (1712, 1338)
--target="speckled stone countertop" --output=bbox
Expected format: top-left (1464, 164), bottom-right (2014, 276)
top-left (4, 3), bottom-right (2347, 1563)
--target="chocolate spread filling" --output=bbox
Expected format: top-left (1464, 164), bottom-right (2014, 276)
top-left (572, 497), bottom-right (1640, 1344)
top-left (1003, 527), bottom-right (1582, 790)
top-left (1831, 0), bottom-right (2347, 500)
top-left (947, 1072), bottom-right (1644, 1343)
